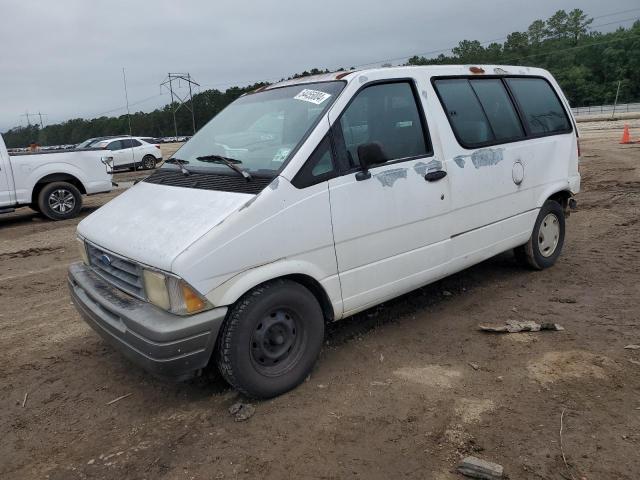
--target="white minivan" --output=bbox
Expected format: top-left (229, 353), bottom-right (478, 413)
top-left (69, 65), bottom-right (580, 398)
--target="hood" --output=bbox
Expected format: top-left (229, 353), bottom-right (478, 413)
top-left (77, 181), bottom-right (253, 271)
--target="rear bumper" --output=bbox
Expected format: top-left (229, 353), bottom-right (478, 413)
top-left (68, 262), bottom-right (227, 381)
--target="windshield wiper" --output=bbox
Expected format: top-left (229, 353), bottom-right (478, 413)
top-left (165, 158), bottom-right (191, 176)
top-left (196, 155), bottom-right (252, 181)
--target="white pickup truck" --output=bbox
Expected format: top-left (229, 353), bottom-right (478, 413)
top-left (0, 134), bottom-right (113, 220)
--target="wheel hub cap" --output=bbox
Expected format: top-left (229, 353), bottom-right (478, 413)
top-left (538, 213), bottom-right (560, 257)
top-left (48, 189), bottom-right (75, 213)
top-left (251, 310), bottom-right (297, 367)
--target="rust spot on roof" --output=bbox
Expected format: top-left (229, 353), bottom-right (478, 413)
top-left (335, 70), bottom-right (356, 80)
top-left (469, 66), bottom-right (485, 74)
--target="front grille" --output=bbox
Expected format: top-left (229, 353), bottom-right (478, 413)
top-left (144, 169), bottom-right (273, 195)
top-left (86, 243), bottom-right (145, 299)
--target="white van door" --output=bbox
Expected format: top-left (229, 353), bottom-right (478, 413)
top-left (328, 80), bottom-right (452, 315)
top-left (431, 76), bottom-right (573, 269)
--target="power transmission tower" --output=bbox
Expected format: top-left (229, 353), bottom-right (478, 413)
top-left (160, 73), bottom-right (199, 137)
top-left (20, 111), bottom-right (47, 128)
top-left (37, 112), bottom-right (47, 128)
top-left (21, 111), bottom-right (32, 126)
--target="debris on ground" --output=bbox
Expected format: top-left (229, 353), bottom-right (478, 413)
top-left (229, 402), bottom-right (255, 422)
top-left (468, 362), bottom-right (480, 371)
top-left (21, 392), bottom-right (28, 408)
top-left (106, 393), bottom-right (132, 406)
top-left (457, 456), bottom-right (504, 479)
top-left (624, 345), bottom-right (640, 350)
top-left (479, 320), bottom-right (564, 333)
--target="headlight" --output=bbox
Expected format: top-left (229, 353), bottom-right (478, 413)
top-left (77, 237), bottom-right (89, 265)
top-left (142, 269), bottom-right (210, 315)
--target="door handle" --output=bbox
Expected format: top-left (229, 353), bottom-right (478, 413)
top-left (425, 170), bottom-right (447, 182)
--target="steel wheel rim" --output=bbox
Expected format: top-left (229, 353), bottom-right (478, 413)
top-left (538, 213), bottom-right (560, 257)
top-left (250, 308), bottom-right (305, 376)
top-left (48, 189), bottom-right (75, 214)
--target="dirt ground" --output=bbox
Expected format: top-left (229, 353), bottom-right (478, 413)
top-left (1, 130), bottom-right (639, 480)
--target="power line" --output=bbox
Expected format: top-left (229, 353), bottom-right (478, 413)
top-left (502, 32), bottom-right (640, 64)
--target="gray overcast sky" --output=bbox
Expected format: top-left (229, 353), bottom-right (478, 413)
top-left (0, 0), bottom-right (638, 132)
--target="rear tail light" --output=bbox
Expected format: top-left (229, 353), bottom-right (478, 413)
top-left (155, 144), bottom-right (161, 150)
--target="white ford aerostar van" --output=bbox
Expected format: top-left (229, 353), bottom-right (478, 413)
top-left (69, 65), bottom-right (580, 398)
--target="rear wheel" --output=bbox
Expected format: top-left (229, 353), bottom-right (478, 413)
top-left (37, 182), bottom-right (82, 220)
top-left (514, 199), bottom-right (565, 270)
top-left (142, 155), bottom-right (156, 170)
top-left (216, 279), bottom-right (325, 399)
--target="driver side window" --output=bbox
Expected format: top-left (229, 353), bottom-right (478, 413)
top-left (339, 82), bottom-right (430, 168)
top-left (107, 140), bottom-right (123, 151)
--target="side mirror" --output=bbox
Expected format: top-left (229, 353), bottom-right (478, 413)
top-left (100, 156), bottom-right (114, 174)
top-left (355, 142), bottom-right (387, 181)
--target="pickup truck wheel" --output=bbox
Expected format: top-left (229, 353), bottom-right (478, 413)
top-left (216, 279), bottom-right (324, 399)
top-left (514, 199), bottom-right (565, 270)
top-left (142, 155), bottom-right (156, 170)
top-left (38, 182), bottom-right (82, 220)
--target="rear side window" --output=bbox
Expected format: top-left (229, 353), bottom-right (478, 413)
top-left (434, 78), bottom-right (525, 147)
top-left (130, 139), bottom-right (142, 147)
top-left (339, 82), bottom-right (429, 168)
top-left (469, 79), bottom-right (524, 141)
top-left (506, 78), bottom-right (570, 135)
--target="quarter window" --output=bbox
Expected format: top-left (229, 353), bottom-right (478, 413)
top-left (339, 82), bottom-right (429, 168)
top-left (506, 78), bottom-right (571, 135)
top-left (292, 135), bottom-right (336, 188)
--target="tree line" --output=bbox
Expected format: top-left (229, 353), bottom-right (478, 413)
top-left (3, 9), bottom-right (639, 148)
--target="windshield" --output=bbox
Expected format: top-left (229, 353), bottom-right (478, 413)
top-left (165, 81), bottom-right (344, 175)
top-left (76, 138), bottom-right (97, 148)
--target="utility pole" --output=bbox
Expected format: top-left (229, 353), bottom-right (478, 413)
top-left (160, 73), bottom-right (200, 137)
top-left (611, 80), bottom-right (621, 119)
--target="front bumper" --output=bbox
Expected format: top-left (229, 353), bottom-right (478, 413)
top-left (68, 262), bottom-right (227, 381)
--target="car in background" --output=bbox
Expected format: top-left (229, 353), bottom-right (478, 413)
top-left (91, 136), bottom-right (162, 170)
top-left (75, 136), bottom-right (117, 149)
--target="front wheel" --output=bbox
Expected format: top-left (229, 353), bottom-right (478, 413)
top-left (37, 182), bottom-right (82, 220)
top-left (514, 199), bottom-right (565, 270)
top-left (216, 279), bottom-right (325, 399)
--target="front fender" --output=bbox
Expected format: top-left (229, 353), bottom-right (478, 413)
top-left (204, 258), bottom-right (343, 320)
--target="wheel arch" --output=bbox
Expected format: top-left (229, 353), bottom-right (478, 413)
top-left (32, 173), bottom-right (86, 204)
top-left (205, 264), bottom-right (339, 323)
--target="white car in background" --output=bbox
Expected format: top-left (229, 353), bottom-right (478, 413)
top-left (92, 136), bottom-right (162, 170)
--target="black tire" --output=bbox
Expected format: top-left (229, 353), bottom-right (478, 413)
top-left (37, 182), bottom-right (82, 220)
top-left (142, 155), bottom-right (156, 170)
top-left (514, 199), bottom-right (565, 270)
top-left (28, 203), bottom-right (42, 213)
top-left (216, 279), bottom-right (325, 399)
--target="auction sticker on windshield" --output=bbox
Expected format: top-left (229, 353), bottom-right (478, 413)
top-left (294, 89), bottom-right (332, 105)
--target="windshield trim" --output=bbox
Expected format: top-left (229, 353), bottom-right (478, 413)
top-left (166, 80), bottom-right (346, 178)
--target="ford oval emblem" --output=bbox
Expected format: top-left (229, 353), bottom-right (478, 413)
top-left (99, 254), bottom-right (112, 266)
